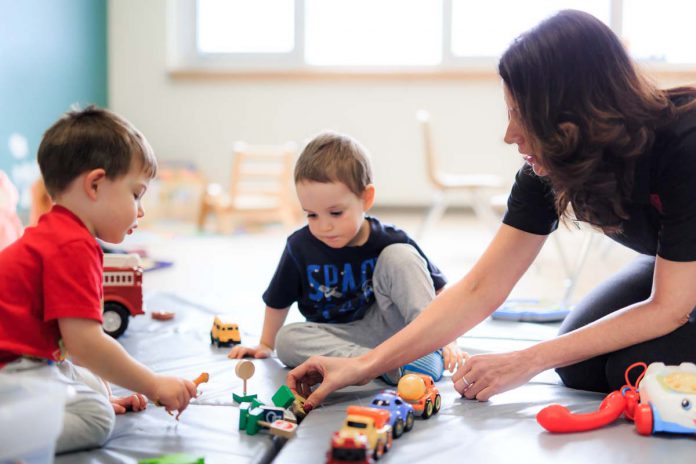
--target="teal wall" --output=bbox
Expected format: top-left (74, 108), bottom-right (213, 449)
top-left (0, 0), bottom-right (107, 210)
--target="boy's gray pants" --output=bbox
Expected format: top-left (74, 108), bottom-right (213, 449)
top-left (2, 358), bottom-right (115, 454)
top-left (275, 243), bottom-right (437, 368)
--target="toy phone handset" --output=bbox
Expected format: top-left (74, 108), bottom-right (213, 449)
top-left (536, 362), bottom-right (646, 433)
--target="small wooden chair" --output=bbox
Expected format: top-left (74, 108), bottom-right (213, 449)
top-left (416, 110), bottom-right (504, 238)
top-left (197, 142), bottom-right (300, 233)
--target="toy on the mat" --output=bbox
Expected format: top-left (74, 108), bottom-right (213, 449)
top-left (232, 360), bottom-right (258, 403)
top-left (634, 362), bottom-right (696, 435)
top-left (239, 401), bottom-right (298, 438)
top-left (396, 373), bottom-right (442, 419)
top-left (272, 384), bottom-right (295, 409)
top-left (210, 315), bottom-right (241, 347)
top-left (258, 418), bottom-right (298, 439)
top-left (102, 253), bottom-right (145, 338)
top-left (369, 390), bottom-right (415, 438)
top-left (151, 310), bottom-right (175, 321)
top-left (329, 406), bottom-right (393, 462)
top-left (156, 373), bottom-right (210, 420)
top-left (236, 385), bottom-right (301, 438)
top-left (537, 362), bottom-right (696, 436)
top-left (291, 390), bottom-right (308, 423)
top-left (193, 372), bottom-right (209, 387)
top-left (273, 385), bottom-right (308, 423)
top-left (327, 434), bottom-right (374, 464)
top-left (138, 453), bottom-right (205, 464)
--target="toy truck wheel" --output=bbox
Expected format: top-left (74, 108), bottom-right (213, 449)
top-left (393, 418), bottom-right (404, 438)
top-left (422, 399), bottom-right (434, 419)
top-left (404, 410), bottom-right (415, 431)
top-left (433, 394), bottom-right (442, 414)
top-left (102, 302), bottom-right (130, 338)
top-left (634, 403), bottom-right (654, 436)
top-left (374, 440), bottom-right (385, 460)
top-left (210, 331), bottom-right (216, 345)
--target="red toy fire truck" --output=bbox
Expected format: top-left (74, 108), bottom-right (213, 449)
top-left (102, 254), bottom-right (145, 338)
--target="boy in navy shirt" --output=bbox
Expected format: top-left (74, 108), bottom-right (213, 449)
top-left (230, 131), bottom-right (464, 383)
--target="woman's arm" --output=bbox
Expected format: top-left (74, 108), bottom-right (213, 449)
top-left (288, 224), bottom-right (547, 407)
top-left (456, 256), bottom-right (696, 400)
top-left (536, 256), bottom-right (696, 367)
top-left (361, 224), bottom-right (547, 376)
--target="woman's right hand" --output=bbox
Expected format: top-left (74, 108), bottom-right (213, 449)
top-left (227, 343), bottom-right (273, 359)
top-left (286, 355), bottom-right (373, 411)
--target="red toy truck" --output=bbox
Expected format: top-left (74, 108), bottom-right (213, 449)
top-left (102, 254), bottom-right (145, 338)
top-left (327, 434), bottom-right (374, 464)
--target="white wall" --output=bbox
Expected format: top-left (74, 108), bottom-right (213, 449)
top-left (108, 0), bottom-right (691, 207)
top-left (108, 0), bottom-right (520, 207)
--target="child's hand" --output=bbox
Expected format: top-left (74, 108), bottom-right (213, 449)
top-left (110, 393), bottom-right (148, 414)
top-left (443, 342), bottom-right (469, 373)
top-left (228, 343), bottom-right (273, 359)
top-left (149, 375), bottom-right (197, 420)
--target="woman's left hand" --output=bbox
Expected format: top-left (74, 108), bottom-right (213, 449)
top-left (451, 350), bottom-right (538, 401)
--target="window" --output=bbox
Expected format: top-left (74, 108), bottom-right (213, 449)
top-left (450, 0), bottom-right (610, 58)
top-left (171, 0), bottom-right (696, 74)
top-left (304, 0), bottom-right (442, 66)
top-left (197, 0), bottom-right (294, 54)
top-left (622, 0), bottom-right (696, 63)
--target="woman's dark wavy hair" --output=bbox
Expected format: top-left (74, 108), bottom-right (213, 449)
top-left (499, 9), bottom-right (696, 233)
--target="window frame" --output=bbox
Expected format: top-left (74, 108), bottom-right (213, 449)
top-left (168, 0), bottom-right (696, 80)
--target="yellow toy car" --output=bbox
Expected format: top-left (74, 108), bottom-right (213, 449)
top-left (210, 315), bottom-right (241, 347)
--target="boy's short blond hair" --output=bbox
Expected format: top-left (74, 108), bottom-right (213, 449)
top-left (37, 105), bottom-right (157, 197)
top-left (294, 131), bottom-right (373, 196)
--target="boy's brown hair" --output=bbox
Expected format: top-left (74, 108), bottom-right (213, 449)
top-left (294, 131), bottom-right (373, 196)
top-left (37, 105), bottom-right (157, 197)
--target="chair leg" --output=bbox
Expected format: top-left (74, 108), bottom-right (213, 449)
top-left (418, 190), bottom-right (447, 239)
top-left (551, 232), bottom-right (572, 278)
top-left (197, 199), bottom-right (210, 231)
top-left (214, 207), bottom-right (228, 234)
top-left (560, 232), bottom-right (596, 307)
top-left (470, 189), bottom-right (500, 231)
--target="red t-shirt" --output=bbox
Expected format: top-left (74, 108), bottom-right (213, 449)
top-left (0, 205), bottom-right (103, 365)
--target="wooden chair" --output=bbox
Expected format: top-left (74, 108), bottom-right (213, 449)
top-left (416, 110), bottom-right (504, 238)
top-left (197, 142), bottom-right (300, 233)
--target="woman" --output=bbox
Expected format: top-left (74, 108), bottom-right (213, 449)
top-left (287, 10), bottom-right (696, 410)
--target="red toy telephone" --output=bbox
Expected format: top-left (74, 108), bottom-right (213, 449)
top-left (536, 363), bottom-right (645, 433)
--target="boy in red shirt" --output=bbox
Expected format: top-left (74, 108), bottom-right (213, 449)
top-left (0, 106), bottom-right (197, 453)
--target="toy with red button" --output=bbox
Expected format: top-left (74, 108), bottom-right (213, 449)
top-left (537, 362), bottom-right (696, 436)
